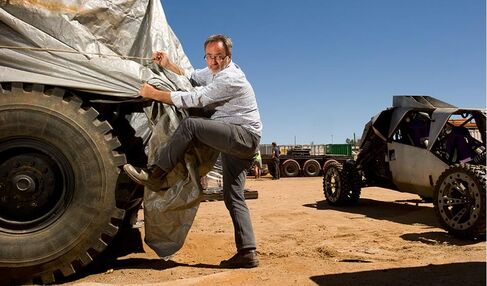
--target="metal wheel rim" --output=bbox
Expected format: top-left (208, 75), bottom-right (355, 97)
top-left (437, 171), bottom-right (481, 230)
top-left (325, 168), bottom-right (341, 201)
top-left (0, 137), bottom-right (74, 233)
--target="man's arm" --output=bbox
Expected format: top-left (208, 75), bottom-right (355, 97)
top-left (139, 83), bottom-right (173, 105)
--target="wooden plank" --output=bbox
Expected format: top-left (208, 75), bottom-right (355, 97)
top-left (201, 189), bottom-right (258, 202)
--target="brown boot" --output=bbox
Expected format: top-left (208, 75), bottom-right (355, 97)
top-left (123, 164), bottom-right (166, 191)
top-left (219, 249), bottom-right (259, 268)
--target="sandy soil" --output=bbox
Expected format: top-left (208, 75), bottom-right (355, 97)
top-left (64, 176), bottom-right (485, 286)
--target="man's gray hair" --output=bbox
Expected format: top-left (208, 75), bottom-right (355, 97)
top-left (205, 34), bottom-right (233, 56)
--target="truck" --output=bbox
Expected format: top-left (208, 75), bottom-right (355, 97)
top-left (260, 144), bottom-right (353, 177)
top-left (322, 96), bottom-right (486, 239)
top-left (0, 1), bottom-right (211, 284)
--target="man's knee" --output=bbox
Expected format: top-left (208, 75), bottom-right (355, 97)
top-left (180, 117), bottom-right (195, 129)
top-left (177, 117), bottom-right (201, 137)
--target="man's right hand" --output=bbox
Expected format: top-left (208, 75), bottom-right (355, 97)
top-left (152, 51), bottom-right (170, 68)
top-left (151, 51), bottom-right (184, 76)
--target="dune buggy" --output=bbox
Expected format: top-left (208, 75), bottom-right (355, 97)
top-left (323, 96), bottom-right (486, 239)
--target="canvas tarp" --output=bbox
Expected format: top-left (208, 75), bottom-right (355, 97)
top-left (0, 0), bottom-right (216, 258)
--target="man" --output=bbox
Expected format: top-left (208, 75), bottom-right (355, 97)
top-left (253, 150), bottom-right (262, 179)
top-left (123, 34), bottom-right (261, 268)
top-left (271, 142), bottom-right (280, 180)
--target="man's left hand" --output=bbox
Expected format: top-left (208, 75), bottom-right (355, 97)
top-left (139, 83), bottom-right (156, 99)
top-left (138, 83), bottom-right (173, 105)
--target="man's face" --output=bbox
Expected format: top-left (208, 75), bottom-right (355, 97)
top-left (205, 41), bottom-right (230, 74)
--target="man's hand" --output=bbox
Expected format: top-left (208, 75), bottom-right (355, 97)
top-left (139, 83), bottom-right (157, 100)
top-left (139, 83), bottom-right (173, 105)
top-left (151, 51), bottom-right (185, 76)
top-left (152, 51), bottom-right (170, 68)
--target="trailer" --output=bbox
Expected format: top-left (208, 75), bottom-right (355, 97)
top-left (260, 144), bottom-right (353, 177)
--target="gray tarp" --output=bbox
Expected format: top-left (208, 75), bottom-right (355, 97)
top-left (0, 0), bottom-right (193, 96)
top-left (0, 0), bottom-right (216, 258)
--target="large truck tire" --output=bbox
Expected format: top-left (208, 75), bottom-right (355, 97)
top-left (281, 159), bottom-right (300, 177)
top-left (0, 83), bottom-right (126, 284)
top-left (434, 164), bottom-right (486, 240)
top-left (303, 159), bottom-right (321, 177)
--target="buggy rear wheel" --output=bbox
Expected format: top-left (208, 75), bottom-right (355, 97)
top-left (323, 160), bottom-right (345, 205)
top-left (341, 160), bottom-right (362, 204)
top-left (323, 160), bottom-right (361, 205)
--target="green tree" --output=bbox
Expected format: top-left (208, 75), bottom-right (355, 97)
top-left (346, 138), bottom-right (357, 145)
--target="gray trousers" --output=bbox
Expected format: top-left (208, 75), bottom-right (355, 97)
top-left (154, 117), bottom-right (260, 251)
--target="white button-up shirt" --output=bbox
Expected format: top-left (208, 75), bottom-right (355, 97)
top-left (171, 62), bottom-right (262, 137)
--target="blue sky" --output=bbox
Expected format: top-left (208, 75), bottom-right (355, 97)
top-left (161, 0), bottom-right (486, 145)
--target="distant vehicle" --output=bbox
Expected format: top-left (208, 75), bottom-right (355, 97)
top-left (260, 144), bottom-right (353, 177)
top-left (323, 96), bottom-right (486, 240)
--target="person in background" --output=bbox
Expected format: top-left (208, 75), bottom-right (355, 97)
top-left (253, 150), bottom-right (262, 179)
top-left (123, 34), bottom-right (261, 268)
top-left (271, 142), bottom-right (280, 180)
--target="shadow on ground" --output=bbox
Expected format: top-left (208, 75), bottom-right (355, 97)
top-left (400, 231), bottom-right (484, 246)
top-left (304, 198), bottom-right (438, 227)
top-left (58, 224), bottom-right (220, 284)
top-left (310, 261), bottom-right (486, 286)
top-left (304, 199), bottom-right (483, 246)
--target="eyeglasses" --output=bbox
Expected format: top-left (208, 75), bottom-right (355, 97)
top-left (204, 54), bottom-right (227, 62)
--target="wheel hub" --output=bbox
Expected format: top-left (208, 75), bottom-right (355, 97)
top-left (0, 139), bottom-right (72, 232)
top-left (13, 174), bottom-right (36, 192)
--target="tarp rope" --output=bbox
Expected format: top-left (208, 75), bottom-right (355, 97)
top-left (0, 44), bottom-right (152, 61)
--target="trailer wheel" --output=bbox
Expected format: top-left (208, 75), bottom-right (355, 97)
top-left (0, 83), bottom-right (126, 284)
top-left (303, 159), bottom-right (321, 177)
top-left (434, 164), bottom-right (486, 240)
top-left (282, 159), bottom-right (300, 177)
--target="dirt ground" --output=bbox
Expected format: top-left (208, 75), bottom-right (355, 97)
top-left (65, 176), bottom-right (485, 286)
